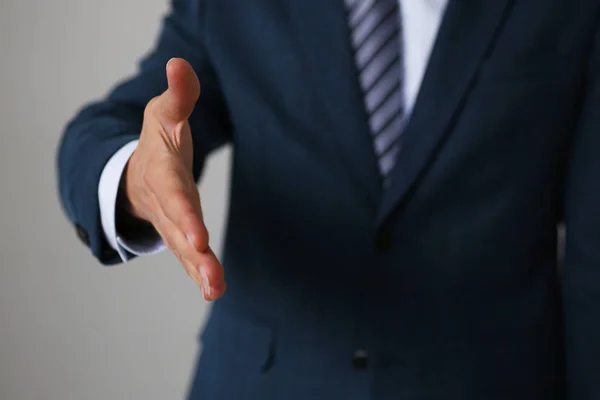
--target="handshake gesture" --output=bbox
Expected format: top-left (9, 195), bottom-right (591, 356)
top-left (121, 58), bottom-right (225, 301)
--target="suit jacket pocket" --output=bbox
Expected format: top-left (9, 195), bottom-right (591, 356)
top-left (200, 304), bottom-right (275, 374)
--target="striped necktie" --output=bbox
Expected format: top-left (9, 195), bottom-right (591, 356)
top-left (345, 0), bottom-right (405, 180)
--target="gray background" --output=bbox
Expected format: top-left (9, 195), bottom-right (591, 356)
top-left (0, 1), bottom-right (570, 400)
top-left (0, 1), bottom-right (230, 398)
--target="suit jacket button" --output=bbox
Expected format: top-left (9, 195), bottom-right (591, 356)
top-left (374, 229), bottom-right (393, 252)
top-left (75, 224), bottom-right (90, 246)
top-left (352, 349), bottom-right (369, 370)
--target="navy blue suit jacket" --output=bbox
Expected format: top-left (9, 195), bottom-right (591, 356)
top-left (58, 0), bottom-right (600, 398)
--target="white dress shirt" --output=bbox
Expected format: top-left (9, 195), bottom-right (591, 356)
top-left (98, 0), bottom-right (449, 262)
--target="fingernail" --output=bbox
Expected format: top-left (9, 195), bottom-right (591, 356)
top-left (166, 57), bottom-right (175, 70)
top-left (200, 269), bottom-right (211, 300)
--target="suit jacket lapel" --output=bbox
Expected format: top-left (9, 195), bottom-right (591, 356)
top-left (376, 0), bottom-right (515, 226)
top-left (286, 0), bottom-right (383, 209)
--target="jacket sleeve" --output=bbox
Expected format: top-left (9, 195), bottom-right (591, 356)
top-left (562, 14), bottom-right (600, 400)
top-left (56, 0), bottom-right (231, 265)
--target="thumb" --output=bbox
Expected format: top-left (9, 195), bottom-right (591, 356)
top-left (158, 58), bottom-right (201, 128)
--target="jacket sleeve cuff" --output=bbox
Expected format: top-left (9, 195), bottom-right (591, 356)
top-left (98, 140), bottom-right (166, 262)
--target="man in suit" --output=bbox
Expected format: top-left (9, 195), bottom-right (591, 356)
top-left (57, 0), bottom-right (600, 398)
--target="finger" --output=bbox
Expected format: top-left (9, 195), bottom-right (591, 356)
top-left (207, 276), bottom-right (227, 300)
top-left (191, 249), bottom-right (226, 301)
top-left (153, 202), bottom-right (225, 299)
top-left (198, 246), bottom-right (225, 289)
top-left (170, 120), bottom-right (203, 226)
top-left (156, 58), bottom-right (201, 132)
top-left (183, 258), bottom-right (212, 300)
top-left (147, 160), bottom-right (209, 254)
top-left (152, 209), bottom-right (211, 297)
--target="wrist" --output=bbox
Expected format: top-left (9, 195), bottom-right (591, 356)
top-left (120, 152), bottom-right (148, 223)
top-left (116, 160), bottom-right (155, 236)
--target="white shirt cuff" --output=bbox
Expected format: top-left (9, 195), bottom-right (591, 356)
top-left (98, 140), bottom-right (166, 262)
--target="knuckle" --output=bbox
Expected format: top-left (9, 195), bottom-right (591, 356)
top-left (200, 224), bottom-right (210, 243)
top-left (188, 228), bottom-right (209, 252)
